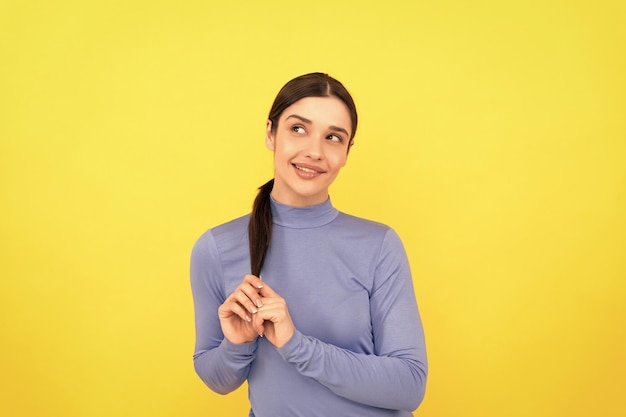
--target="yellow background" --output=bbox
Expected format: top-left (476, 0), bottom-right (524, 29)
top-left (1, 0), bottom-right (624, 416)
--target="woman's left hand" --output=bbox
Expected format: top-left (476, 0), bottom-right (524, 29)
top-left (253, 280), bottom-right (295, 348)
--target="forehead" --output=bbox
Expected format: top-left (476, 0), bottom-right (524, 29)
top-left (279, 96), bottom-right (352, 133)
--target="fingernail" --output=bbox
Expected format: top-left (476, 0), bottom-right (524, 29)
top-left (256, 300), bottom-right (263, 308)
top-left (251, 308), bottom-right (258, 314)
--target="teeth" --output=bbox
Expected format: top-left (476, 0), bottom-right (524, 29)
top-left (295, 165), bottom-right (316, 173)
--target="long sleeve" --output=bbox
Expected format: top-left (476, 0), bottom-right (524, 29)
top-left (190, 230), bottom-right (257, 394)
top-left (191, 202), bottom-right (427, 416)
top-left (275, 229), bottom-right (427, 411)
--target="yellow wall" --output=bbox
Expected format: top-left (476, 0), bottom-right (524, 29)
top-left (1, 1), bottom-right (624, 416)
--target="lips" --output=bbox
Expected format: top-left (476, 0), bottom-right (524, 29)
top-left (293, 163), bottom-right (325, 173)
top-left (292, 163), bottom-right (325, 178)
top-left (293, 164), bottom-right (322, 173)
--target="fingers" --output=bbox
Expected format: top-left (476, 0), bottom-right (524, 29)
top-left (244, 274), bottom-right (264, 290)
top-left (237, 274), bottom-right (265, 308)
top-left (220, 275), bottom-right (265, 331)
top-left (258, 279), bottom-right (279, 298)
top-left (251, 296), bottom-right (295, 348)
top-left (252, 296), bottom-right (291, 330)
top-left (243, 273), bottom-right (278, 298)
top-left (253, 296), bottom-right (287, 318)
top-left (218, 299), bottom-right (254, 323)
top-left (233, 286), bottom-right (262, 314)
top-left (219, 275), bottom-right (291, 341)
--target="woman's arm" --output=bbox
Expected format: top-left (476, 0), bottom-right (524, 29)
top-left (272, 229), bottom-right (428, 411)
top-left (190, 231), bottom-right (258, 394)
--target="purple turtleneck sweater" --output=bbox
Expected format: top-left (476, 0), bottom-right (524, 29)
top-left (191, 198), bottom-right (427, 416)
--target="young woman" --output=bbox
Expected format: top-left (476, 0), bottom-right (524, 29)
top-left (191, 73), bottom-right (427, 416)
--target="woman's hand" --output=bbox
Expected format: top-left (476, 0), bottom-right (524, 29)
top-left (253, 281), bottom-right (295, 349)
top-left (218, 274), bottom-right (265, 344)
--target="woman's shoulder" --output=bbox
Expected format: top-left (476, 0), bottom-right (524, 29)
top-left (334, 211), bottom-right (398, 240)
top-left (331, 212), bottom-right (407, 260)
top-left (193, 213), bottom-right (251, 251)
top-left (336, 211), bottom-right (390, 230)
top-left (210, 212), bottom-right (250, 236)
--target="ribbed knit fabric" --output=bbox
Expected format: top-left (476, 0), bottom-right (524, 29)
top-left (191, 198), bottom-right (427, 416)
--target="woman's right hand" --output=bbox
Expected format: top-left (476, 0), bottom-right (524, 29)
top-left (218, 274), bottom-right (265, 344)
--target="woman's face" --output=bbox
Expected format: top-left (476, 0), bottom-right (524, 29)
top-left (266, 96), bottom-right (353, 207)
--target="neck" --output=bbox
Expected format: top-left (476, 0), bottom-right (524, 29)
top-left (270, 196), bottom-right (338, 228)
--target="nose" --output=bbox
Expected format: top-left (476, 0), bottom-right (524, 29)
top-left (306, 136), bottom-right (323, 160)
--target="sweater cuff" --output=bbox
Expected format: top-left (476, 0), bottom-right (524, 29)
top-left (220, 337), bottom-right (258, 357)
top-left (276, 329), bottom-right (304, 362)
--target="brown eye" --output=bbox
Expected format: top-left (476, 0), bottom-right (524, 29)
top-left (292, 126), bottom-right (305, 134)
top-left (327, 134), bottom-right (343, 143)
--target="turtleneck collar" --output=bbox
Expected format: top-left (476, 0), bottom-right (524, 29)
top-left (270, 196), bottom-right (339, 229)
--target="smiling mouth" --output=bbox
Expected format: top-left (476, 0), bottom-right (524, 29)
top-left (293, 164), bottom-right (323, 174)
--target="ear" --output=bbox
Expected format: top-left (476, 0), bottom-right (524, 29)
top-left (265, 120), bottom-right (275, 151)
top-left (346, 139), bottom-right (355, 156)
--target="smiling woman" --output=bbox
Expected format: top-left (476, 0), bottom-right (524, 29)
top-left (267, 96), bottom-right (353, 207)
top-left (190, 73), bottom-right (427, 417)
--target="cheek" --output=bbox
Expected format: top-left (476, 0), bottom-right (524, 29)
top-left (329, 150), bottom-right (348, 169)
top-left (274, 136), bottom-right (300, 156)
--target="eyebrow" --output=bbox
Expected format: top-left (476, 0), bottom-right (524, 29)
top-left (285, 114), bottom-right (350, 137)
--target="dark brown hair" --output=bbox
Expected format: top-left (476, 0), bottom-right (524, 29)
top-left (248, 73), bottom-right (358, 276)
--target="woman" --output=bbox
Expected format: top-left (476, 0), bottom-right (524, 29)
top-left (191, 73), bottom-right (427, 416)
